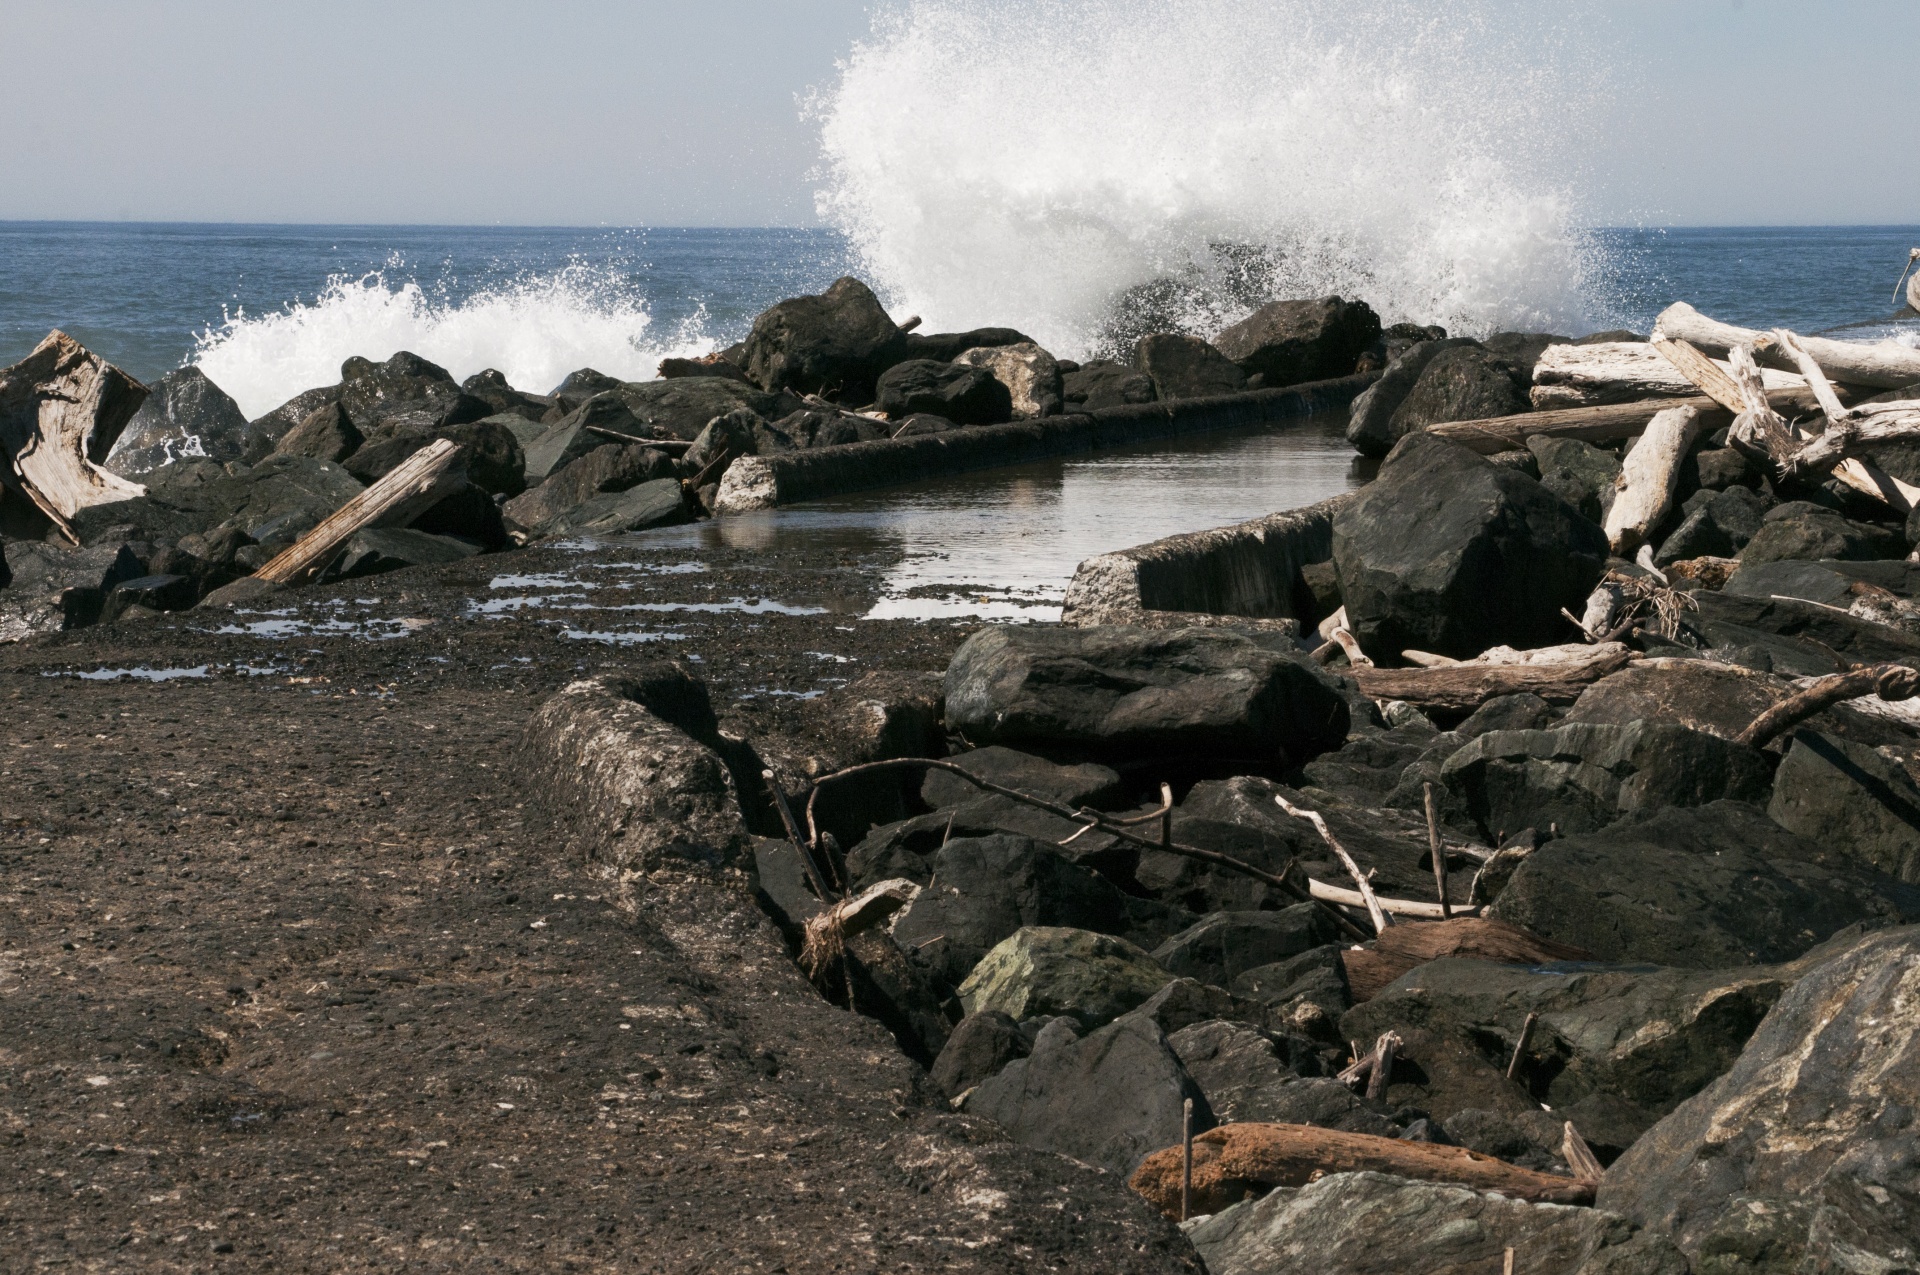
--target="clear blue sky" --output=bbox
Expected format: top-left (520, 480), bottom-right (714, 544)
top-left (2, 0), bottom-right (1913, 228)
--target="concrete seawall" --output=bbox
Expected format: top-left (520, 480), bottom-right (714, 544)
top-left (1060, 490), bottom-right (1359, 632)
top-left (713, 372), bottom-right (1374, 513)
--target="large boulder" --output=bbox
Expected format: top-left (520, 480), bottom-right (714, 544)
top-left (954, 342), bottom-right (1064, 418)
top-left (1211, 296), bottom-right (1381, 387)
top-left (1134, 334), bottom-right (1246, 400)
top-left (0, 541), bottom-right (147, 639)
top-left (1164, 1020), bottom-right (1372, 1131)
top-left (344, 417), bottom-right (524, 496)
top-left (106, 366), bottom-right (250, 474)
top-left (1062, 359), bottom-right (1158, 410)
top-left (958, 927), bottom-right (1173, 1028)
top-left (1598, 926), bottom-right (1920, 1275)
top-left (1332, 434), bottom-right (1610, 660)
top-left (944, 625), bottom-right (1350, 765)
top-left (1188, 1172), bottom-right (1683, 1275)
top-left (459, 368), bottom-right (548, 421)
top-left (1151, 907), bottom-right (1340, 989)
top-left (928, 1010), bottom-right (1030, 1099)
top-left (610, 378), bottom-right (807, 442)
top-left (1528, 436), bottom-right (1622, 527)
top-left (1723, 556), bottom-right (1920, 609)
top-left (1488, 801), bottom-right (1920, 967)
top-left (1770, 730), bottom-right (1920, 883)
top-left (964, 1014), bottom-right (1210, 1176)
top-left (1654, 485), bottom-right (1770, 563)
top-left (272, 401), bottom-right (364, 464)
top-left (322, 527), bottom-right (481, 581)
top-left (503, 442), bottom-right (674, 535)
top-left (1387, 345), bottom-right (1530, 432)
top-left (1440, 721), bottom-right (1773, 840)
top-left (335, 351), bottom-right (490, 433)
top-left (144, 453), bottom-right (364, 546)
top-left (521, 392), bottom-right (646, 483)
top-left (532, 478), bottom-right (689, 537)
top-left (739, 277), bottom-right (907, 401)
top-left (1346, 338), bottom-right (1479, 457)
top-left (890, 835), bottom-right (1135, 991)
top-left (920, 746), bottom-right (1125, 811)
top-left (1736, 500), bottom-right (1905, 565)
top-left (872, 359), bottom-right (1010, 425)
top-left (900, 327), bottom-right (1034, 362)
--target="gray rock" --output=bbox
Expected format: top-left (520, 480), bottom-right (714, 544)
top-left (1211, 296), bottom-right (1381, 387)
top-left (1126, 979), bottom-right (1268, 1036)
top-left (106, 366), bottom-right (249, 473)
top-left (520, 392), bottom-right (645, 483)
top-left (144, 453), bottom-right (365, 544)
top-left (739, 276), bottom-right (907, 401)
top-left (611, 377), bottom-right (808, 442)
top-left (1737, 500), bottom-right (1904, 565)
top-left (929, 1010), bottom-right (1029, 1099)
top-left (1692, 446), bottom-right (1757, 491)
top-left (272, 401), bottom-right (363, 464)
top-left (1722, 556), bottom-right (1920, 608)
top-left (1346, 338), bottom-right (1480, 457)
top-left (899, 327), bottom-right (1035, 362)
top-left (1061, 359), bottom-right (1156, 410)
top-left (344, 416), bottom-right (523, 496)
top-left (535, 478), bottom-right (689, 537)
top-left (1388, 345), bottom-right (1529, 433)
top-left (1188, 1171), bottom-right (1683, 1275)
top-left (920, 746), bottom-right (1125, 811)
top-left (1598, 925), bottom-right (1920, 1275)
top-left (1440, 721), bottom-right (1773, 840)
top-left (954, 342), bottom-right (1063, 418)
top-left (459, 368), bottom-right (548, 421)
top-left (1489, 801), bottom-right (1920, 966)
top-left (0, 541), bottom-right (147, 638)
top-left (1332, 434), bottom-right (1610, 660)
top-left (1458, 693), bottom-right (1556, 738)
top-left (965, 1013), bottom-right (1210, 1176)
top-left (244, 385), bottom-right (343, 454)
top-left (872, 359), bottom-right (1011, 424)
top-left (503, 442), bottom-right (674, 534)
top-left (944, 625), bottom-right (1350, 765)
top-left (1232, 945), bottom-right (1353, 1028)
top-left (1528, 436), bottom-right (1622, 526)
top-left (1654, 484), bottom-right (1770, 563)
top-left (1770, 730), bottom-right (1920, 882)
top-left (1689, 589), bottom-right (1920, 670)
top-left (1151, 907), bottom-right (1340, 989)
top-left (322, 527), bottom-right (481, 581)
top-left (892, 836), bottom-right (1134, 991)
top-left (957, 926), bottom-right (1173, 1028)
top-left (1134, 334), bottom-right (1246, 401)
top-left (336, 350), bottom-right (489, 433)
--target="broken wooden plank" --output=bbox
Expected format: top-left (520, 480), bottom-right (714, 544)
top-left (1350, 646), bottom-right (1632, 711)
top-left (1656, 301), bottom-right (1920, 390)
top-left (1604, 405), bottom-right (1706, 555)
top-left (255, 438), bottom-right (467, 585)
top-left (1129, 1123), bottom-right (1596, 1219)
top-left (0, 330), bottom-right (149, 535)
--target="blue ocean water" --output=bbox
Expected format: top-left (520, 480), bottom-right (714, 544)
top-left (2, 222), bottom-right (1916, 416)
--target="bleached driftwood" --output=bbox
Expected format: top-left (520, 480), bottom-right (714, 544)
top-left (1351, 644), bottom-right (1632, 711)
top-left (1532, 341), bottom-right (1802, 410)
top-left (1274, 794), bottom-right (1392, 934)
top-left (1655, 301), bottom-right (1920, 390)
top-left (1427, 384), bottom-right (1826, 455)
top-left (1603, 405), bottom-right (1706, 554)
top-left (1899, 248), bottom-right (1920, 314)
top-left (255, 438), bottom-right (468, 584)
top-left (1768, 328), bottom-right (1920, 475)
top-left (1308, 878), bottom-right (1482, 920)
top-left (0, 330), bottom-right (149, 538)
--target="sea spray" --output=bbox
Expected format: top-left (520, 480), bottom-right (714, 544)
top-left (816, 0), bottom-right (1616, 353)
top-left (192, 263), bottom-right (716, 419)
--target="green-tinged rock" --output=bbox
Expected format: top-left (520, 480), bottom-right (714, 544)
top-left (957, 926), bottom-right (1172, 1028)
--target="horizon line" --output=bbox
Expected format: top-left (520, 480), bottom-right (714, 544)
top-left (4, 218), bottom-right (1920, 234)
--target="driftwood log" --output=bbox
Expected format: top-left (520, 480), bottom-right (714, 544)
top-left (1340, 917), bottom-right (1595, 1003)
top-left (1531, 340), bottom-right (1801, 410)
top-left (1308, 879), bottom-right (1480, 920)
top-left (1351, 646), bottom-right (1632, 711)
top-left (255, 438), bottom-right (469, 585)
top-left (1275, 795), bottom-right (1390, 933)
top-left (1603, 404), bottom-right (1706, 555)
top-left (1128, 1123), bottom-right (1596, 1218)
top-left (1737, 663), bottom-right (1920, 748)
top-left (1426, 384), bottom-right (1825, 455)
top-left (798, 878), bottom-right (919, 978)
top-left (0, 330), bottom-right (149, 537)
top-left (1655, 301), bottom-right (1920, 390)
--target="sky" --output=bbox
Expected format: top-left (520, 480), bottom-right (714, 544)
top-left (1, 0), bottom-right (1914, 229)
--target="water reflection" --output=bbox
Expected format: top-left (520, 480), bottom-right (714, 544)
top-left (637, 412), bottom-right (1364, 622)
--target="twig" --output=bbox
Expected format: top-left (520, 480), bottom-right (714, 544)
top-left (1329, 628), bottom-right (1373, 668)
top-left (583, 425), bottom-right (694, 451)
top-left (1424, 783), bottom-right (1450, 920)
top-left (1181, 1098), bottom-right (1194, 1223)
top-left (1736, 663), bottom-right (1920, 748)
top-left (1274, 795), bottom-right (1391, 934)
top-left (1504, 1248), bottom-right (1516, 1275)
top-left (763, 769), bottom-right (837, 902)
top-left (1506, 1012), bottom-right (1538, 1082)
top-left (1159, 782), bottom-right (1174, 849)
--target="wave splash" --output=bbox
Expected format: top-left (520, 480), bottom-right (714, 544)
top-left (193, 264), bottom-right (715, 420)
top-left (816, 0), bottom-right (1615, 354)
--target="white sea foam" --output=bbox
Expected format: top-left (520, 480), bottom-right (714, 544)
top-left (193, 264), bottom-right (715, 419)
top-left (815, 0), bottom-right (1614, 353)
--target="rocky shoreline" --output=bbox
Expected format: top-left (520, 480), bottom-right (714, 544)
top-left (2, 278), bottom-right (1919, 1272)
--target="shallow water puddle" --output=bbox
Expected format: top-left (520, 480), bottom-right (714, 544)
top-left (53, 666), bottom-right (212, 682)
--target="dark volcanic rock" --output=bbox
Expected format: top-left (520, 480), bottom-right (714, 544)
top-left (901, 327), bottom-right (1035, 363)
top-left (323, 527), bottom-right (482, 581)
top-left (532, 478), bottom-right (689, 537)
top-left (943, 625), bottom-right (1350, 766)
top-left (1062, 360), bottom-right (1157, 410)
top-left (243, 385), bottom-right (342, 455)
top-left (740, 277), bottom-right (907, 401)
top-left (1737, 500), bottom-right (1905, 565)
top-left (1346, 338), bottom-right (1479, 457)
top-left (144, 453), bottom-right (365, 545)
top-left (1770, 730), bottom-right (1920, 883)
top-left (0, 543), bottom-right (148, 638)
top-left (1488, 801), bottom-right (1920, 967)
top-left (930, 1010), bottom-right (1030, 1098)
top-left (1332, 434), bottom-right (1610, 660)
top-left (872, 359), bottom-right (1012, 425)
top-left (503, 442), bottom-right (674, 535)
top-left (1688, 590), bottom-right (1920, 670)
top-left (1458, 693), bottom-right (1556, 737)
top-left (107, 366), bottom-right (250, 474)
top-left (1527, 436), bottom-right (1621, 526)
top-left (1387, 345), bottom-right (1529, 432)
top-left (1723, 557), bottom-right (1920, 608)
top-left (1151, 906), bottom-right (1340, 990)
top-left (920, 746), bottom-right (1126, 811)
top-left (1134, 334), bottom-right (1246, 401)
top-left (1654, 484), bottom-right (1771, 563)
top-left (1440, 722), bottom-right (1773, 840)
top-left (272, 401), bottom-right (364, 464)
top-left (336, 351), bottom-right (490, 433)
top-left (1598, 925), bottom-right (1920, 1275)
top-left (890, 835), bottom-right (1135, 991)
top-left (965, 1014), bottom-right (1211, 1176)
top-left (344, 417), bottom-right (524, 496)
top-left (611, 377), bottom-right (807, 441)
top-left (1210, 296), bottom-right (1381, 387)
top-left (460, 368), bottom-right (549, 421)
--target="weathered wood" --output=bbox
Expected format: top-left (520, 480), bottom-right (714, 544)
top-left (1562, 1122), bottom-right (1604, 1183)
top-left (1651, 335), bottom-right (1749, 412)
top-left (1532, 340), bottom-right (1800, 410)
top-left (1604, 405), bottom-right (1706, 555)
top-left (1309, 878), bottom-right (1482, 920)
top-left (1655, 301), bottom-right (1920, 390)
top-left (1425, 385), bottom-right (1823, 455)
top-left (1350, 646), bottom-right (1632, 711)
top-left (1424, 782), bottom-right (1451, 920)
top-left (1737, 663), bottom-right (1920, 748)
top-left (1365, 1031), bottom-right (1400, 1101)
top-left (0, 330), bottom-right (149, 535)
top-left (798, 878), bottom-right (919, 978)
top-left (1341, 918), bottom-right (1595, 1003)
top-left (583, 424), bottom-right (694, 452)
top-left (255, 438), bottom-right (467, 585)
top-left (1275, 795), bottom-right (1391, 933)
top-left (1507, 1011), bottom-right (1539, 1081)
top-left (1128, 1123), bottom-right (1597, 1218)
